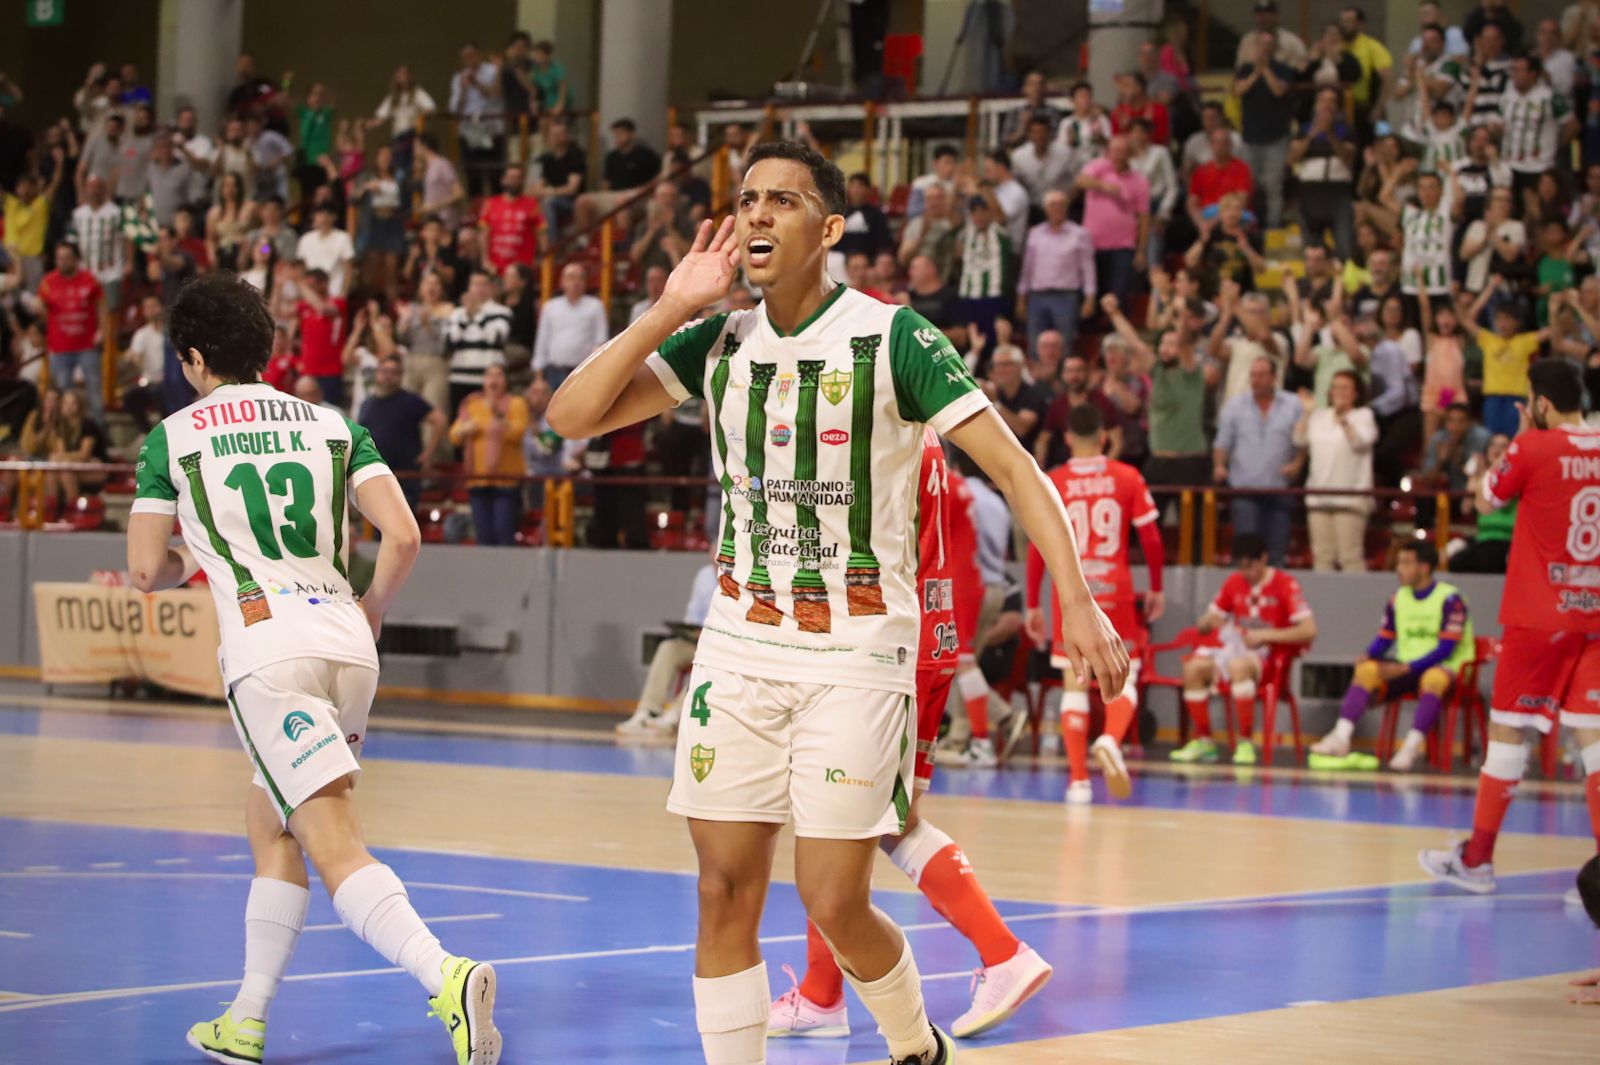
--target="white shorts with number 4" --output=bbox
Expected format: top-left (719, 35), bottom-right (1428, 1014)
top-left (666, 663), bottom-right (916, 840)
top-left (226, 658), bottom-right (379, 824)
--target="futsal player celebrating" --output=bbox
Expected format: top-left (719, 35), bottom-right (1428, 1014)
top-left (1169, 534), bottom-right (1318, 765)
top-left (1309, 540), bottom-right (1474, 771)
top-left (1026, 403), bottom-right (1165, 803)
top-left (768, 430), bottom-right (1053, 1042)
top-left (548, 141), bottom-right (1125, 1065)
top-left (126, 274), bottom-right (500, 1065)
top-left (1421, 360), bottom-right (1600, 894)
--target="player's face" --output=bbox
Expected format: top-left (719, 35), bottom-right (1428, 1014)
top-left (1238, 556), bottom-right (1268, 585)
top-left (735, 158), bottom-right (842, 289)
top-left (1396, 551), bottom-right (1421, 588)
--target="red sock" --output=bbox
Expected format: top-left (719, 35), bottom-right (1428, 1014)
top-left (1064, 712), bottom-right (1089, 782)
top-left (966, 694), bottom-right (990, 741)
top-left (1462, 773), bottom-right (1519, 868)
top-left (798, 919), bottom-right (844, 1006)
top-left (1184, 692), bottom-right (1212, 738)
top-left (1233, 682), bottom-right (1257, 743)
top-left (958, 664), bottom-right (990, 741)
top-left (1103, 694), bottom-right (1136, 744)
top-left (1587, 772), bottom-right (1600, 855)
top-left (916, 839), bottom-right (1020, 968)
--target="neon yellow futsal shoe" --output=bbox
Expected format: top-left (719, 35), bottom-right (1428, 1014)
top-left (428, 955), bottom-right (502, 1065)
top-left (1169, 737), bottom-right (1219, 764)
top-left (186, 1011), bottom-right (265, 1064)
top-left (1232, 739), bottom-right (1258, 766)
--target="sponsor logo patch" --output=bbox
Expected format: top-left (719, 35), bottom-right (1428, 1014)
top-left (282, 710), bottom-right (315, 741)
top-left (771, 424), bottom-right (792, 447)
top-left (820, 428), bottom-right (849, 445)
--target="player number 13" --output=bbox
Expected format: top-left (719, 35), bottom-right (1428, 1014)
top-left (224, 461), bottom-right (320, 561)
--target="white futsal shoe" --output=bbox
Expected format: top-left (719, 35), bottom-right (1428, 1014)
top-left (1065, 780), bottom-right (1093, 805)
top-left (1309, 730), bottom-right (1351, 758)
top-left (1418, 842), bottom-right (1496, 894)
top-left (768, 966), bottom-right (849, 1038)
top-left (950, 945), bottom-right (1054, 1038)
top-left (1091, 734), bottom-right (1132, 799)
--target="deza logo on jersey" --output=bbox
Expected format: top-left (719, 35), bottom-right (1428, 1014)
top-left (820, 429), bottom-right (848, 446)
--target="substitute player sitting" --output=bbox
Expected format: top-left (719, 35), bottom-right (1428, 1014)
top-left (1171, 533), bottom-right (1318, 765)
top-left (1310, 540), bottom-right (1474, 771)
top-left (548, 141), bottom-right (1125, 1065)
top-left (126, 274), bottom-right (499, 1065)
top-left (770, 430), bottom-right (1052, 1042)
top-left (1026, 403), bottom-right (1166, 804)
top-left (1421, 360), bottom-right (1600, 894)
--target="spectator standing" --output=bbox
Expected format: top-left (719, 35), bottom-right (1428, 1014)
top-left (1361, 311), bottom-right (1422, 485)
top-left (297, 203), bottom-right (356, 298)
top-left (628, 181), bottom-right (693, 274)
top-left (1392, 171), bottom-right (1453, 304)
top-left (982, 151), bottom-right (1032, 249)
top-left (143, 132), bottom-right (192, 229)
top-left (360, 354), bottom-right (446, 511)
top-left (69, 174), bottom-right (128, 313)
top-left (1299, 23), bottom-right (1364, 108)
top-left (37, 242), bottom-right (104, 421)
top-left (1448, 124), bottom-right (1513, 226)
top-left (1016, 189), bottom-right (1095, 352)
top-left (501, 263), bottom-right (538, 360)
top-left (1001, 70), bottom-right (1061, 147)
top-left (1418, 291), bottom-right (1470, 440)
top-left (1408, 1), bottom-right (1470, 57)
top-left (896, 182), bottom-right (961, 283)
top-left (836, 171), bottom-right (893, 263)
top-left (1290, 88), bottom-right (1358, 258)
top-left (123, 294), bottom-right (168, 424)
top-left (1451, 432), bottom-right (1512, 572)
top-left (584, 420), bottom-right (651, 550)
top-left (403, 214), bottom-right (462, 297)
top-left (1234, 31), bottom-right (1297, 229)
top-left (295, 268), bottom-right (347, 407)
top-left (901, 253), bottom-right (957, 329)
top-left (480, 163), bottom-right (546, 273)
top-left (1294, 371), bottom-right (1378, 571)
top-left (1058, 82), bottom-right (1113, 181)
top-left (1126, 118), bottom-right (1178, 266)
top-left (416, 133), bottom-right (465, 232)
top-left (1110, 72), bottom-right (1170, 145)
top-left (450, 363), bottom-right (528, 546)
top-left (1340, 6), bottom-right (1394, 139)
top-left (532, 262), bottom-right (607, 390)
top-left (1421, 401), bottom-right (1490, 496)
top-left (1035, 352), bottom-right (1123, 468)
top-left (1395, 25), bottom-right (1463, 141)
top-left (1012, 116), bottom-right (1072, 210)
top-left (630, 263), bottom-right (670, 323)
top-left (444, 269), bottom-right (513, 413)
top-left (1456, 24), bottom-right (1513, 128)
top-left (244, 114), bottom-right (293, 203)
top-left (1101, 332), bottom-right (1152, 468)
top-left (499, 32), bottom-right (537, 127)
top-left (1187, 127), bottom-right (1254, 226)
top-left (573, 118), bottom-right (661, 235)
top-left (1464, 0), bottom-right (1525, 53)
top-left (1237, 0), bottom-right (1308, 67)
top-left (1075, 134), bottom-right (1149, 309)
top-left (1185, 194), bottom-right (1266, 299)
top-left (75, 111), bottom-right (124, 198)
top-left (1214, 356), bottom-right (1305, 564)
top-left (353, 146), bottom-right (406, 298)
top-left (1536, 19), bottom-right (1578, 107)
top-left (397, 270), bottom-right (454, 413)
top-left (371, 65), bottom-right (436, 175)
top-left (449, 42), bottom-right (505, 198)
top-left (292, 82), bottom-right (335, 208)
top-left (205, 172), bottom-right (253, 272)
top-left (531, 118), bottom-right (586, 241)
top-left (1181, 102), bottom-right (1244, 179)
top-left (982, 345), bottom-right (1050, 455)
top-left (954, 196), bottom-right (1012, 344)
top-left (1210, 283), bottom-right (1286, 404)
top-left (1473, 280), bottom-right (1547, 436)
top-left (1499, 54), bottom-right (1578, 220)
top-left (907, 144), bottom-right (959, 218)
top-left (529, 40), bottom-right (569, 116)
top-left (3, 169), bottom-right (57, 288)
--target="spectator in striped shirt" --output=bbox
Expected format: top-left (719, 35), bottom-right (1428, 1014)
top-left (1499, 52), bottom-right (1578, 219)
top-left (954, 196), bottom-right (1013, 348)
top-left (443, 269), bottom-right (512, 415)
top-left (1456, 23), bottom-right (1512, 127)
top-left (1388, 170), bottom-right (1453, 304)
top-left (68, 174), bottom-right (129, 311)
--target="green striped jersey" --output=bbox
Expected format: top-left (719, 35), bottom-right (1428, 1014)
top-left (957, 223), bottom-right (1011, 300)
top-left (1421, 122), bottom-right (1466, 174)
top-left (132, 382), bottom-right (391, 684)
top-left (645, 286), bottom-right (989, 694)
top-left (1401, 201), bottom-right (1453, 295)
top-left (1500, 82), bottom-right (1569, 173)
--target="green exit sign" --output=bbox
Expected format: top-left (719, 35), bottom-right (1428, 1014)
top-left (26, 0), bottom-right (64, 27)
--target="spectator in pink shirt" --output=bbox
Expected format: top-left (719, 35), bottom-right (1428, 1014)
top-left (1073, 133), bottom-right (1150, 311)
top-left (1016, 189), bottom-right (1096, 353)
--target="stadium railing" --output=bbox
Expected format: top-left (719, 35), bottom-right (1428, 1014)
top-left (0, 460), bottom-right (1483, 571)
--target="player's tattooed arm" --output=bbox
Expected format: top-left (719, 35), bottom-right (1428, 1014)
top-left (125, 513), bottom-right (198, 593)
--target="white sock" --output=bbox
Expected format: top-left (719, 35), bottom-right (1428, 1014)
top-left (229, 877), bottom-right (310, 1023)
top-left (1402, 728), bottom-right (1426, 751)
top-left (843, 936), bottom-right (936, 1062)
top-left (692, 962), bottom-right (769, 1065)
top-left (886, 820), bottom-right (952, 887)
top-left (1332, 718), bottom-right (1355, 742)
top-left (332, 863), bottom-right (449, 997)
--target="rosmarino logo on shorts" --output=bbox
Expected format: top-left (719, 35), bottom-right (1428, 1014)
top-left (282, 711), bottom-right (316, 741)
top-left (824, 768), bottom-right (873, 788)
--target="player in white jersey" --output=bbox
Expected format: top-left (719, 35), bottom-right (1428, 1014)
top-left (549, 141), bottom-right (1126, 1065)
top-left (126, 274), bottom-right (500, 1065)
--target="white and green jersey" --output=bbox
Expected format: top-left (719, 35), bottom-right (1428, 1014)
top-left (645, 286), bottom-right (989, 695)
top-left (957, 223), bottom-right (1011, 300)
top-left (1400, 200), bottom-right (1453, 295)
top-left (1420, 121), bottom-right (1466, 175)
top-left (1404, 55), bottom-right (1461, 140)
top-left (1500, 82), bottom-right (1570, 174)
top-left (131, 381), bottom-right (392, 686)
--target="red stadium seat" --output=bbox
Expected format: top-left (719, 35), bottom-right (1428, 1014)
top-left (1378, 635), bottom-right (1493, 772)
top-left (886, 184), bottom-right (911, 218)
top-left (1144, 628), bottom-right (1306, 763)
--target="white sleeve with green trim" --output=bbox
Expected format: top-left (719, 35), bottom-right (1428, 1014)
top-left (644, 312), bottom-right (730, 404)
top-left (130, 421), bottom-right (179, 517)
top-left (888, 307), bottom-right (990, 434)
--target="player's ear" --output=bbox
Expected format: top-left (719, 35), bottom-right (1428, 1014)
top-left (820, 211), bottom-right (845, 250)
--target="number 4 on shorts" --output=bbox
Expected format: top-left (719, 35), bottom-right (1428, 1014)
top-left (690, 681), bottom-right (712, 726)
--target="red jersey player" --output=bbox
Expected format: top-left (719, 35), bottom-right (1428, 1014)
top-left (771, 430), bottom-right (1053, 1040)
top-left (1422, 360), bottom-right (1600, 894)
top-left (936, 463), bottom-right (1008, 767)
top-left (1026, 404), bottom-right (1166, 803)
top-left (1171, 532), bottom-right (1317, 765)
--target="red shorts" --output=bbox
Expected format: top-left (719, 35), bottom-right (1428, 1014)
top-left (1491, 627), bottom-right (1600, 734)
top-left (914, 665), bottom-right (956, 788)
top-left (954, 580), bottom-right (982, 657)
top-left (1052, 599), bottom-right (1145, 668)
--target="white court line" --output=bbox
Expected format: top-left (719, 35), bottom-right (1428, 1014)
top-left (20, 865), bottom-right (59, 873)
top-left (0, 931), bottom-right (33, 939)
top-left (151, 858), bottom-right (190, 866)
top-left (0, 881), bottom-right (1571, 1014)
top-left (302, 913), bottom-right (502, 933)
top-left (86, 862), bottom-right (124, 869)
top-left (0, 870), bottom-right (589, 904)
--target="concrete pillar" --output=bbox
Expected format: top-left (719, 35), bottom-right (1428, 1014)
top-left (596, 0), bottom-right (673, 149)
top-left (1087, 0), bottom-right (1163, 105)
top-left (157, 0), bottom-right (243, 132)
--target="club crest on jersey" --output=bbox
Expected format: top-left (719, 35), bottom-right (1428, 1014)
top-left (820, 369), bottom-right (852, 405)
top-left (771, 424), bottom-right (792, 447)
top-left (820, 428), bottom-right (849, 446)
top-left (776, 372), bottom-right (795, 404)
top-left (690, 744), bottom-right (716, 782)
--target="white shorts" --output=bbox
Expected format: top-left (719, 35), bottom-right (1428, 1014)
top-left (226, 658), bottom-right (379, 824)
top-left (1196, 644), bottom-right (1263, 689)
top-left (665, 663), bottom-right (916, 840)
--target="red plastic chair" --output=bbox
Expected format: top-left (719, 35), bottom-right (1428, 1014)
top-left (882, 34), bottom-right (923, 92)
top-left (1377, 636), bottom-right (1494, 772)
top-left (886, 183), bottom-right (912, 218)
top-left (1142, 628), bottom-right (1305, 763)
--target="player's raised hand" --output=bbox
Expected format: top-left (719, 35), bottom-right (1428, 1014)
top-left (662, 216), bottom-right (740, 315)
top-left (1057, 594), bottom-right (1129, 701)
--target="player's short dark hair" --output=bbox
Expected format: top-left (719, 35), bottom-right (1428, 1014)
top-left (1578, 855), bottom-right (1600, 928)
top-left (1529, 358), bottom-right (1586, 414)
top-left (1232, 533), bottom-right (1270, 563)
top-left (932, 144), bottom-right (959, 161)
top-left (1398, 539), bottom-right (1439, 570)
top-left (168, 272), bottom-right (273, 383)
top-left (1066, 403), bottom-right (1104, 438)
top-left (745, 140), bottom-right (847, 216)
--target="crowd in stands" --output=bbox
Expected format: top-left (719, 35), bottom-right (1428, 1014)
top-left (10, 3), bottom-right (1600, 569)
